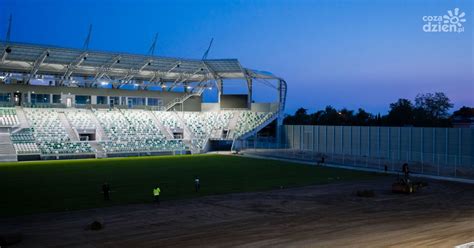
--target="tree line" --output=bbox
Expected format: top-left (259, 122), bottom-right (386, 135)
top-left (283, 92), bottom-right (474, 127)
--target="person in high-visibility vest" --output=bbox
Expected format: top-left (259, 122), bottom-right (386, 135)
top-left (153, 186), bottom-right (161, 204)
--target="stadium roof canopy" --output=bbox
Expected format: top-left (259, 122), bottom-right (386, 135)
top-left (0, 41), bottom-right (282, 89)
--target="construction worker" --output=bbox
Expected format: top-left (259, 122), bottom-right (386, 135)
top-left (194, 176), bottom-right (200, 192)
top-left (153, 186), bottom-right (161, 204)
top-left (102, 182), bottom-right (111, 201)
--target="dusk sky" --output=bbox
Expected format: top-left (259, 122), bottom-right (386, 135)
top-left (1, 0), bottom-right (472, 114)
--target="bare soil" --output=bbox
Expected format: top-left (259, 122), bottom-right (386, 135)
top-left (2, 177), bottom-right (474, 247)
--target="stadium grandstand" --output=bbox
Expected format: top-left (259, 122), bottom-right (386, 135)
top-left (0, 41), bottom-right (287, 161)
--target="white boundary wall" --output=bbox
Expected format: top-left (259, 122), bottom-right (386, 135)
top-left (282, 125), bottom-right (474, 167)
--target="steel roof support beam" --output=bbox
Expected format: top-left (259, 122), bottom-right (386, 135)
top-left (168, 62), bottom-right (181, 73)
top-left (123, 59), bottom-right (152, 83)
top-left (93, 55), bottom-right (121, 82)
top-left (148, 61), bottom-right (182, 83)
top-left (216, 78), bottom-right (223, 103)
top-left (148, 72), bottom-right (158, 83)
top-left (190, 78), bottom-right (213, 94)
top-left (168, 67), bottom-right (203, 91)
top-left (26, 49), bottom-right (50, 84)
top-left (61, 52), bottom-right (88, 85)
top-left (167, 61), bottom-right (211, 91)
top-left (1, 15), bottom-right (12, 63)
top-left (245, 76), bottom-right (252, 108)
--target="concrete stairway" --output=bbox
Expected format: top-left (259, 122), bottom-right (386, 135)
top-left (238, 112), bottom-right (278, 140)
top-left (226, 112), bottom-right (240, 139)
top-left (89, 110), bottom-right (108, 141)
top-left (173, 111), bottom-right (195, 140)
top-left (14, 107), bottom-right (31, 130)
top-left (151, 111), bottom-right (174, 139)
top-left (57, 112), bottom-right (79, 141)
top-left (173, 112), bottom-right (201, 154)
top-left (0, 133), bottom-right (17, 162)
top-left (90, 142), bottom-right (106, 158)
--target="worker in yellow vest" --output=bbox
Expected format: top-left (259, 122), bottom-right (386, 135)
top-left (153, 186), bottom-right (161, 204)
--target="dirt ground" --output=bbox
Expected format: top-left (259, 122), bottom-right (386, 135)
top-left (2, 176), bottom-right (474, 248)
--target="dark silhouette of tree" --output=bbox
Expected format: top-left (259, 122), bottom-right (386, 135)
top-left (452, 106), bottom-right (474, 118)
top-left (415, 92), bottom-right (453, 119)
top-left (283, 108), bottom-right (310, 125)
top-left (284, 92), bottom-right (460, 127)
top-left (318, 106), bottom-right (344, 125)
top-left (309, 110), bottom-right (324, 124)
top-left (387, 98), bottom-right (414, 126)
top-left (354, 108), bottom-right (373, 126)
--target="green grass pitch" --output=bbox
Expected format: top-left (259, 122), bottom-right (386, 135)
top-left (0, 154), bottom-right (379, 217)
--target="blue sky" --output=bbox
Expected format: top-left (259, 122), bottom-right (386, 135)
top-left (0, 0), bottom-right (472, 114)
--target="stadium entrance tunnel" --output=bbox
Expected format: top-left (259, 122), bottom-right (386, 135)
top-left (208, 140), bottom-right (233, 151)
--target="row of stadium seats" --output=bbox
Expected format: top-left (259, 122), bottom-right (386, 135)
top-left (121, 109), bottom-right (165, 140)
top-left (154, 111), bottom-right (181, 130)
top-left (23, 108), bottom-right (93, 155)
top-left (10, 128), bottom-right (35, 143)
top-left (38, 141), bottom-right (93, 155)
top-left (10, 107), bottom-right (274, 155)
top-left (100, 139), bottom-right (185, 153)
top-left (93, 109), bottom-right (183, 153)
top-left (65, 109), bottom-right (96, 130)
top-left (24, 108), bottom-right (69, 142)
top-left (0, 108), bottom-right (19, 126)
top-left (13, 143), bottom-right (40, 154)
top-left (232, 112), bottom-right (274, 139)
top-left (206, 111), bottom-right (234, 138)
top-left (180, 111), bottom-right (235, 148)
top-left (11, 128), bottom-right (40, 154)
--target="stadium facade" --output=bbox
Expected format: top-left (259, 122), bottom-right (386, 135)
top-left (0, 41), bottom-right (287, 161)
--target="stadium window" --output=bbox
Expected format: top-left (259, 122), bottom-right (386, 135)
top-left (129, 97), bottom-right (146, 106)
top-left (75, 95), bottom-right (91, 105)
top-left (109, 96), bottom-right (120, 106)
top-left (31, 93), bottom-right (50, 104)
top-left (0, 93), bottom-right (11, 103)
top-left (147, 98), bottom-right (162, 106)
top-left (97, 96), bottom-right (107, 105)
top-left (52, 94), bottom-right (61, 104)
